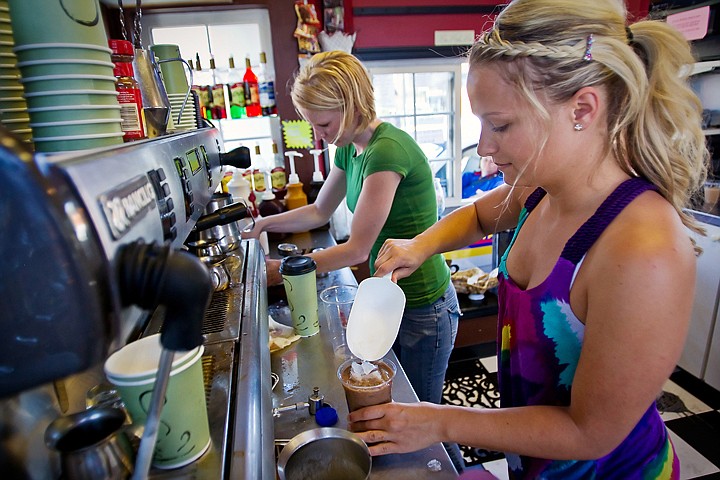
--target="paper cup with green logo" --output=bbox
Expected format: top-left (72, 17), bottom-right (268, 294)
top-left (8, 0), bottom-right (109, 47)
top-left (280, 255), bottom-right (320, 337)
top-left (150, 44), bottom-right (190, 95)
top-left (104, 334), bottom-right (211, 469)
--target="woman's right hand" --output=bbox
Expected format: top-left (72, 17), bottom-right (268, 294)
top-left (374, 238), bottom-right (426, 282)
top-left (242, 217), bottom-right (263, 240)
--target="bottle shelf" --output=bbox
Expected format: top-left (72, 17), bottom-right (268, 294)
top-left (214, 115), bottom-right (280, 143)
top-left (217, 116), bottom-right (278, 123)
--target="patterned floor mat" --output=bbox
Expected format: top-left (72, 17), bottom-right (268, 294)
top-left (442, 358), bottom-right (504, 467)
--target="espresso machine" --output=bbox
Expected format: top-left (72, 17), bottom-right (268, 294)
top-left (0, 127), bottom-right (275, 479)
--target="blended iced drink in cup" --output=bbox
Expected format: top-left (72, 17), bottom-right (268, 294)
top-left (338, 358), bottom-right (396, 412)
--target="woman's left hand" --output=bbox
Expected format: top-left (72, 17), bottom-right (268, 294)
top-left (348, 402), bottom-right (443, 456)
top-left (266, 258), bottom-right (283, 286)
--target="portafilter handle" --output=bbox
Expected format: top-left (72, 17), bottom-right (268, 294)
top-left (220, 145), bottom-right (251, 169)
top-left (117, 240), bottom-right (212, 350)
top-left (194, 201), bottom-right (250, 232)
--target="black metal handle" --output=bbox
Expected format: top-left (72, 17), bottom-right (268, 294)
top-left (219, 146), bottom-right (251, 169)
top-left (194, 201), bottom-right (249, 232)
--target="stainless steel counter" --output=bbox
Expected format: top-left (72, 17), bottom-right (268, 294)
top-left (269, 232), bottom-right (458, 479)
top-left (688, 205), bottom-right (720, 227)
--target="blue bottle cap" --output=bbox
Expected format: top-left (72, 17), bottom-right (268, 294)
top-left (315, 406), bottom-right (338, 427)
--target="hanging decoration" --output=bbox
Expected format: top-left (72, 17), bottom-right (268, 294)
top-left (323, 0), bottom-right (344, 33)
top-left (319, 0), bottom-right (355, 53)
top-left (294, 1), bottom-right (322, 67)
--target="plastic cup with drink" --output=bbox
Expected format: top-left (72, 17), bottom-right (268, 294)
top-left (339, 272), bottom-right (405, 416)
top-left (337, 357), bottom-right (396, 413)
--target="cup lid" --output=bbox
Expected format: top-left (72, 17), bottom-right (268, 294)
top-left (279, 255), bottom-right (316, 275)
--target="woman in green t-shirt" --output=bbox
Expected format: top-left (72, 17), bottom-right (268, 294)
top-left (246, 51), bottom-right (461, 412)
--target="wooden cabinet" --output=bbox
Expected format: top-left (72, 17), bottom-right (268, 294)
top-left (678, 221), bottom-right (720, 381)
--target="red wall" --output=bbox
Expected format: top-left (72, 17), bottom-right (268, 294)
top-left (354, 14), bottom-right (496, 49)
top-left (348, 0), bottom-right (650, 50)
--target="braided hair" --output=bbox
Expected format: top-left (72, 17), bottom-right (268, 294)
top-left (469, 0), bottom-right (709, 237)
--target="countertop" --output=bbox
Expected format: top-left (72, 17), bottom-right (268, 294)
top-left (268, 230), bottom-right (458, 479)
top-left (688, 202), bottom-right (720, 227)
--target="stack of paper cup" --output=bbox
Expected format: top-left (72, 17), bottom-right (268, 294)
top-left (7, 0), bottom-right (123, 153)
top-left (0, 0), bottom-right (30, 145)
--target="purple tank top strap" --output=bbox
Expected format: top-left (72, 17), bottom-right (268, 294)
top-left (562, 177), bottom-right (658, 265)
top-left (524, 187), bottom-right (546, 212)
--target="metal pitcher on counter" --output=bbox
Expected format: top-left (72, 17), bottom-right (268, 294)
top-left (131, 0), bottom-right (170, 137)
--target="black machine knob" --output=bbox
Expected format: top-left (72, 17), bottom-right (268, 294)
top-left (219, 146), bottom-right (251, 169)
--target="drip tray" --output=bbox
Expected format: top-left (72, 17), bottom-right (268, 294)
top-left (202, 283), bottom-right (245, 344)
top-left (148, 340), bottom-right (235, 479)
top-left (144, 279), bottom-right (245, 346)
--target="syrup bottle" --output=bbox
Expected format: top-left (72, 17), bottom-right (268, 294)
top-left (284, 151), bottom-right (308, 210)
top-left (270, 141), bottom-right (288, 201)
top-left (307, 149), bottom-right (325, 204)
top-left (227, 56), bottom-right (246, 119)
top-left (109, 39), bottom-right (145, 141)
top-left (243, 57), bottom-right (261, 117)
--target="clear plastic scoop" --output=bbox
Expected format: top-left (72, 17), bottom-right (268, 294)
top-left (345, 273), bottom-right (405, 361)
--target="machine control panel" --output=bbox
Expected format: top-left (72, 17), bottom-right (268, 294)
top-left (43, 128), bottom-right (225, 262)
top-left (147, 167), bottom-right (178, 242)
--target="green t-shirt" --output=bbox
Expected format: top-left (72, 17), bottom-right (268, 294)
top-left (334, 122), bottom-right (450, 307)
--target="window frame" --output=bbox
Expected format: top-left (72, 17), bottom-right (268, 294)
top-left (365, 57), bottom-right (466, 207)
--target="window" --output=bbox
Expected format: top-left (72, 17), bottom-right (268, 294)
top-left (366, 57), bottom-right (478, 206)
top-left (140, 8), bottom-right (273, 71)
top-left (140, 9), bottom-right (281, 160)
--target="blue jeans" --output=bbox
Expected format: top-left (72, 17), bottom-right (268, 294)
top-left (392, 283), bottom-right (460, 404)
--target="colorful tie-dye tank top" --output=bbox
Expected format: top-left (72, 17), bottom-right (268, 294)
top-left (496, 178), bottom-right (679, 479)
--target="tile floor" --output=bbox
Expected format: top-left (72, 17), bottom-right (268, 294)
top-left (443, 344), bottom-right (720, 479)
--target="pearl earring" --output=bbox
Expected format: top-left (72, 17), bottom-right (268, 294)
top-left (573, 123), bottom-right (583, 131)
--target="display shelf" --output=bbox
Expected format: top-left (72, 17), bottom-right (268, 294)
top-left (214, 115), bottom-right (281, 143)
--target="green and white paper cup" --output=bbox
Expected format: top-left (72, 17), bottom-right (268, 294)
top-left (8, 0), bottom-right (108, 47)
top-left (280, 255), bottom-right (320, 337)
top-left (150, 44), bottom-right (190, 95)
top-left (104, 334), bottom-right (211, 469)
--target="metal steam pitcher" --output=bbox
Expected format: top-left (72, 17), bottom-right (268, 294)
top-left (133, 48), bottom-right (171, 138)
top-left (131, 0), bottom-right (170, 137)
